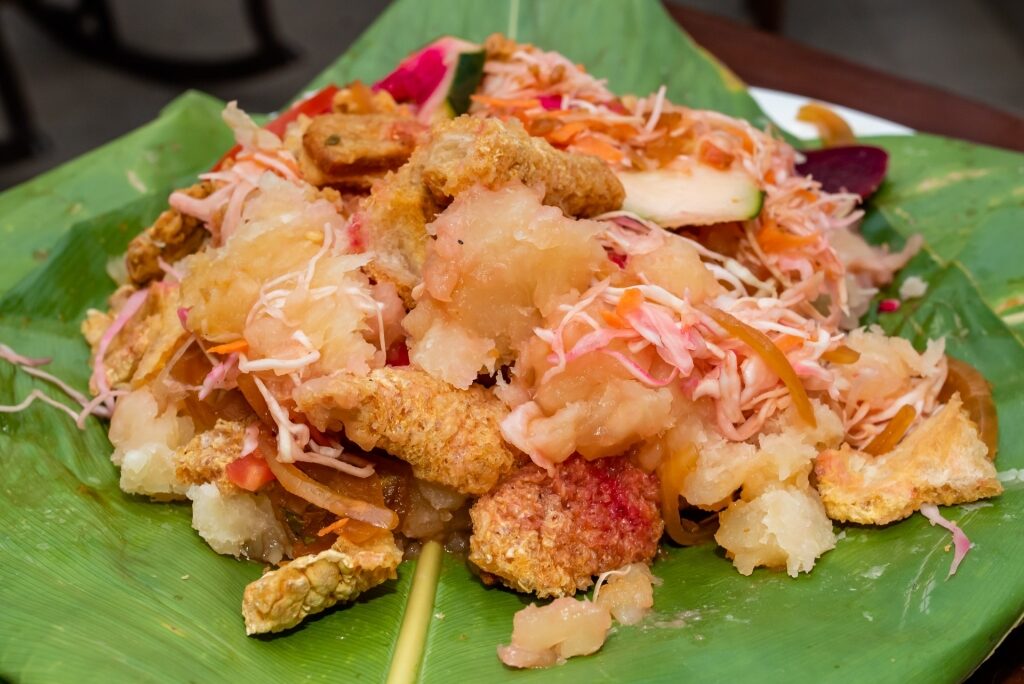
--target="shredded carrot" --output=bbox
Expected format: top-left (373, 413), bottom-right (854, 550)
top-left (615, 288), bottom-right (645, 318)
top-left (470, 95), bottom-right (541, 109)
top-left (207, 339), bottom-right (249, 355)
top-left (773, 335), bottom-right (805, 353)
top-left (797, 189), bottom-right (819, 204)
top-left (317, 518), bottom-right (350, 537)
top-left (724, 125), bottom-right (754, 154)
top-left (571, 136), bottom-right (625, 163)
top-left (756, 220), bottom-right (818, 253)
top-left (547, 121), bottom-right (590, 145)
top-left (697, 140), bottom-right (734, 170)
top-left (601, 310), bottom-right (630, 329)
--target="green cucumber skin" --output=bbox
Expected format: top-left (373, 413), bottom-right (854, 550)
top-left (619, 167), bottom-right (764, 227)
top-left (749, 189), bottom-right (766, 219)
top-left (446, 50), bottom-right (486, 116)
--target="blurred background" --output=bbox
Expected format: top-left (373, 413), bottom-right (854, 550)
top-left (0, 0), bottom-right (1022, 190)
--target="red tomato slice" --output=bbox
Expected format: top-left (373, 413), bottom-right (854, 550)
top-left (225, 452), bottom-right (277, 492)
top-left (211, 84), bottom-right (340, 171)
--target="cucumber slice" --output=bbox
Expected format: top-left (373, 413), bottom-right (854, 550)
top-left (617, 165), bottom-right (764, 227)
top-left (446, 50), bottom-right (486, 116)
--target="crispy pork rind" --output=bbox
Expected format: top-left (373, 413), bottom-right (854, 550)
top-left (187, 482), bottom-right (289, 565)
top-left (469, 456), bottom-right (662, 597)
top-left (293, 366), bottom-right (520, 495)
top-left (814, 394), bottom-right (1002, 525)
top-left (241, 532), bottom-right (401, 635)
top-left (124, 181), bottom-right (213, 286)
top-left (299, 113), bottom-right (427, 190)
top-left (82, 281), bottom-right (188, 392)
top-left (174, 419), bottom-right (247, 490)
top-left (359, 115), bottom-right (624, 294)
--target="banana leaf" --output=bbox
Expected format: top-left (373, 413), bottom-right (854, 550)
top-left (1, 1), bottom-right (1022, 683)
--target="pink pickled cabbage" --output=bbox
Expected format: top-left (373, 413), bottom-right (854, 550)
top-left (373, 36), bottom-right (480, 121)
top-left (919, 503), bottom-right (972, 577)
top-left (91, 287), bottom-right (150, 412)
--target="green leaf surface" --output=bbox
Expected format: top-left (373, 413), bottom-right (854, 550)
top-left (0, 92), bottom-right (233, 293)
top-left (861, 134), bottom-right (1024, 333)
top-left (1, 1), bottom-right (1022, 683)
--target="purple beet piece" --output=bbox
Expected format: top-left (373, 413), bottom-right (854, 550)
top-left (795, 145), bottom-right (889, 199)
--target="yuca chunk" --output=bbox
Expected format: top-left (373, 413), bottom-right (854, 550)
top-left (593, 563), bottom-right (657, 626)
top-left (814, 394), bottom-right (1002, 525)
top-left (108, 388), bottom-right (194, 499)
top-left (502, 352), bottom-right (677, 466)
top-left (187, 482), bottom-right (289, 564)
top-left (293, 367), bottom-right (520, 495)
top-left (715, 486), bottom-right (836, 577)
top-left (469, 456), bottom-right (662, 597)
top-left (498, 598), bottom-right (612, 669)
top-left (360, 115), bottom-right (624, 293)
top-left (404, 182), bottom-right (612, 388)
top-left (242, 532), bottom-right (401, 635)
top-left (125, 181), bottom-right (213, 286)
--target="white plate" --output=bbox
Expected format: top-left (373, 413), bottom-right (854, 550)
top-left (749, 87), bottom-right (914, 140)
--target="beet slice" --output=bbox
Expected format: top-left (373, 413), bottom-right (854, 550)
top-left (795, 145), bottom-right (889, 199)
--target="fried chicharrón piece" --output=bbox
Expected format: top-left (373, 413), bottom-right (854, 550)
top-left (469, 456), bottom-right (663, 598)
top-left (241, 532), bottom-right (401, 635)
top-left (125, 181), bottom-right (213, 286)
top-left (417, 116), bottom-right (625, 217)
top-left (359, 115), bottom-right (625, 295)
top-left (81, 280), bottom-right (188, 393)
top-left (299, 113), bottom-right (427, 190)
top-left (814, 394), bottom-right (1002, 525)
top-left (175, 419), bottom-right (247, 490)
top-left (293, 367), bottom-right (521, 495)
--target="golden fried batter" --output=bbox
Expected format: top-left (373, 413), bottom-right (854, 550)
top-left (242, 532), bottom-right (401, 635)
top-left (359, 115), bottom-right (625, 292)
top-left (469, 456), bottom-right (662, 598)
top-left (175, 419), bottom-right (247, 490)
top-left (418, 116), bottom-right (624, 217)
top-left (125, 181), bottom-right (212, 286)
top-left (293, 367), bottom-right (521, 495)
top-left (81, 281), bottom-right (188, 393)
top-left (814, 394), bottom-right (1002, 525)
top-left (303, 113), bottom-right (426, 175)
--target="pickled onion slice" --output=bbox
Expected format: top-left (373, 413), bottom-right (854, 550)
top-left (920, 504), bottom-right (972, 578)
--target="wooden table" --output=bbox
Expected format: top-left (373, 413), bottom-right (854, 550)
top-left (666, 7), bottom-right (1024, 682)
top-left (666, 5), bottom-right (1024, 152)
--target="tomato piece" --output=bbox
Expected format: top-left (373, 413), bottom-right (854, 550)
top-left (225, 452), bottom-right (277, 492)
top-left (386, 340), bottom-right (410, 366)
top-left (211, 84), bottom-right (340, 171)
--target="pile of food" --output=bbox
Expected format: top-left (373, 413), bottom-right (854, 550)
top-left (1, 34), bottom-right (1002, 667)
